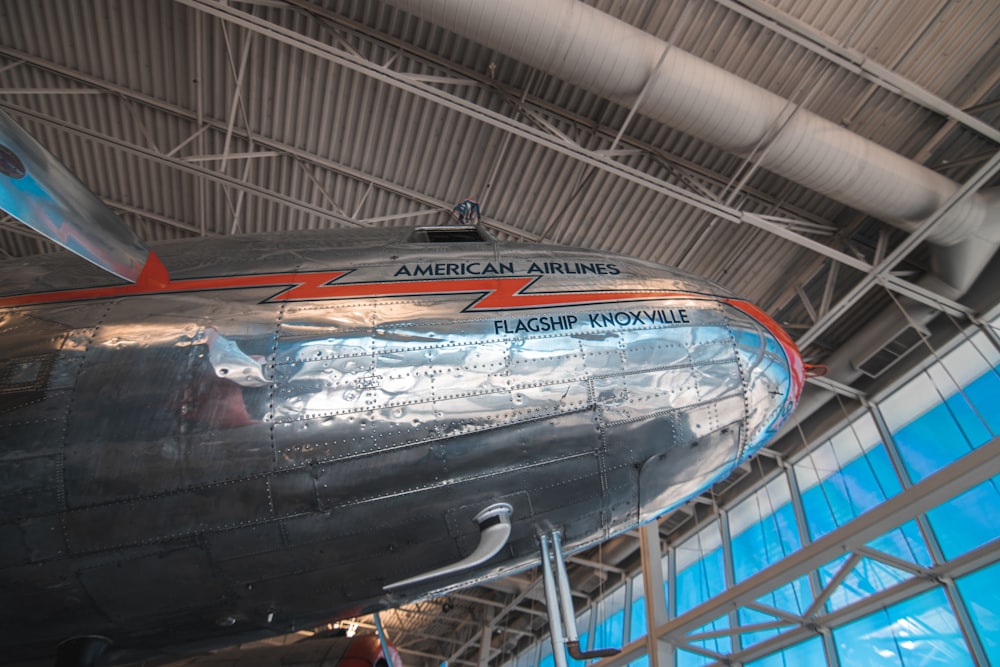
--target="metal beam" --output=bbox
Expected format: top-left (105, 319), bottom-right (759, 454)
top-left (592, 436), bottom-right (1000, 667)
top-left (285, 0), bottom-right (835, 231)
top-left (714, 538), bottom-right (1000, 665)
top-left (658, 435), bottom-right (1000, 638)
top-left (183, 0), bottom-right (995, 329)
top-left (167, 1), bottom-right (999, 347)
top-left (797, 148), bottom-right (1000, 348)
top-left (178, 0), bottom-right (879, 272)
top-left (2, 17), bottom-right (985, 330)
top-left (0, 47), bottom-right (451, 230)
top-left (0, 88), bottom-right (101, 95)
top-left (1, 103), bottom-right (364, 229)
top-left (713, 0), bottom-right (1000, 145)
top-left (639, 523), bottom-right (673, 667)
top-left (351, 619), bottom-right (470, 647)
top-left (448, 575), bottom-right (547, 664)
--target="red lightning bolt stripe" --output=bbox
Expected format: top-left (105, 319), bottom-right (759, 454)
top-left (0, 270), bottom-right (712, 310)
top-left (0, 269), bottom-right (350, 308)
top-left (0, 265), bottom-right (803, 396)
top-left (269, 274), bottom-right (704, 311)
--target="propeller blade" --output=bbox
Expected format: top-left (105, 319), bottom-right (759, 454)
top-left (0, 109), bottom-right (152, 283)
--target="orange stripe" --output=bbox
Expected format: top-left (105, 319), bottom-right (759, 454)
top-left (0, 271), bottom-right (704, 311)
top-left (0, 270), bottom-right (347, 308)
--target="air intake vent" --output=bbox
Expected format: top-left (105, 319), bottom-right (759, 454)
top-left (854, 324), bottom-right (927, 379)
top-left (408, 226), bottom-right (488, 243)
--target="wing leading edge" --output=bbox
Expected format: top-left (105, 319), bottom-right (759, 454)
top-left (0, 109), bottom-right (162, 284)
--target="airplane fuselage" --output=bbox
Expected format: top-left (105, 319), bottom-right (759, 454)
top-left (0, 226), bottom-right (802, 664)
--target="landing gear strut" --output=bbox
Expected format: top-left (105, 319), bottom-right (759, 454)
top-left (540, 531), bottom-right (620, 666)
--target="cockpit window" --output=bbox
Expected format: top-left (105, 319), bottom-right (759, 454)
top-left (407, 226), bottom-right (489, 243)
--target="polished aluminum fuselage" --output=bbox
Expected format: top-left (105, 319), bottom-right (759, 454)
top-left (0, 227), bottom-right (800, 663)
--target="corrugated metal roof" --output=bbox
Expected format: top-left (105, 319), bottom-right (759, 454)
top-left (0, 0), bottom-right (997, 664)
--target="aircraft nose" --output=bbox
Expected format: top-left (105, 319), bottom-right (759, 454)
top-left (725, 299), bottom-right (805, 454)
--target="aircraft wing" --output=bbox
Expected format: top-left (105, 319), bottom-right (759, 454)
top-left (0, 109), bottom-right (153, 283)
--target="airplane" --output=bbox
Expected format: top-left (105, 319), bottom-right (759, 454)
top-left (0, 109), bottom-right (804, 666)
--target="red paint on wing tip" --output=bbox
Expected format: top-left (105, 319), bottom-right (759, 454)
top-left (136, 251), bottom-right (170, 289)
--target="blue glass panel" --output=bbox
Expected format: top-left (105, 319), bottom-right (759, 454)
top-left (926, 475), bottom-right (1000, 560)
top-left (629, 593), bottom-right (647, 642)
top-left (627, 657), bottom-right (650, 667)
top-left (540, 652), bottom-right (555, 667)
top-left (731, 501), bottom-right (801, 581)
top-left (677, 648), bottom-right (716, 667)
top-left (962, 368), bottom-right (1000, 433)
top-left (679, 616), bottom-right (732, 666)
top-left (819, 554), bottom-right (916, 612)
top-left (592, 610), bottom-right (624, 654)
top-left (865, 521), bottom-right (932, 567)
top-left (798, 443), bottom-right (901, 541)
top-left (676, 550), bottom-right (725, 616)
top-left (676, 525), bottom-right (725, 616)
top-left (833, 587), bottom-right (972, 666)
top-left (738, 606), bottom-right (783, 648)
top-left (745, 636), bottom-right (825, 667)
top-left (729, 478), bottom-right (801, 582)
top-left (893, 401), bottom-right (980, 482)
top-left (753, 576), bottom-right (812, 616)
top-left (956, 561), bottom-right (1000, 665)
top-left (889, 362), bottom-right (1000, 483)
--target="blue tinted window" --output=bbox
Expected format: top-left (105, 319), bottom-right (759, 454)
top-left (592, 609), bottom-right (624, 655)
top-left (926, 475), bottom-right (1000, 560)
top-left (865, 521), bottom-right (932, 567)
top-left (729, 477), bottom-right (801, 582)
top-left (677, 648), bottom-right (714, 667)
top-left (678, 616), bottom-right (731, 665)
top-left (629, 593), bottom-right (647, 643)
top-left (745, 635), bottom-right (825, 667)
top-left (833, 587), bottom-right (972, 666)
top-left (881, 335), bottom-right (1000, 482)
top-left (585, 586), bottom-right (625, 659)
top-left (754, 576), bottom-right (812, 617)
top-left (738, 606), bottom-right (783, 648)
top-left (675, 523), bottom-right (725, 616)
top-left (795, 417), bottom-right (900, 541)
top-left (892, 399), bottom-right (989, 481)
top-left (820, 553), bottom-right (916, 612)
top-left (956, 561), bottom-right (1000, 665)
top-left (962, 366), bottom-right (1000, 433)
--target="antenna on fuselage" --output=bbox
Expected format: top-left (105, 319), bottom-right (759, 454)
top-left (450, 198), bottom-right (481, 226)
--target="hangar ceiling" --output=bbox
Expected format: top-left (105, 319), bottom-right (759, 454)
top-left (1, 1), bottom-right (998, 665)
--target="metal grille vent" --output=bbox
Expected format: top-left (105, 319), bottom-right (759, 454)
top-left (855, 325), bottom-right (927, 379)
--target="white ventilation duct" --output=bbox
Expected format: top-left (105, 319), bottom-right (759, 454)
top-left (388, 0), bottom-right (1000, 291)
